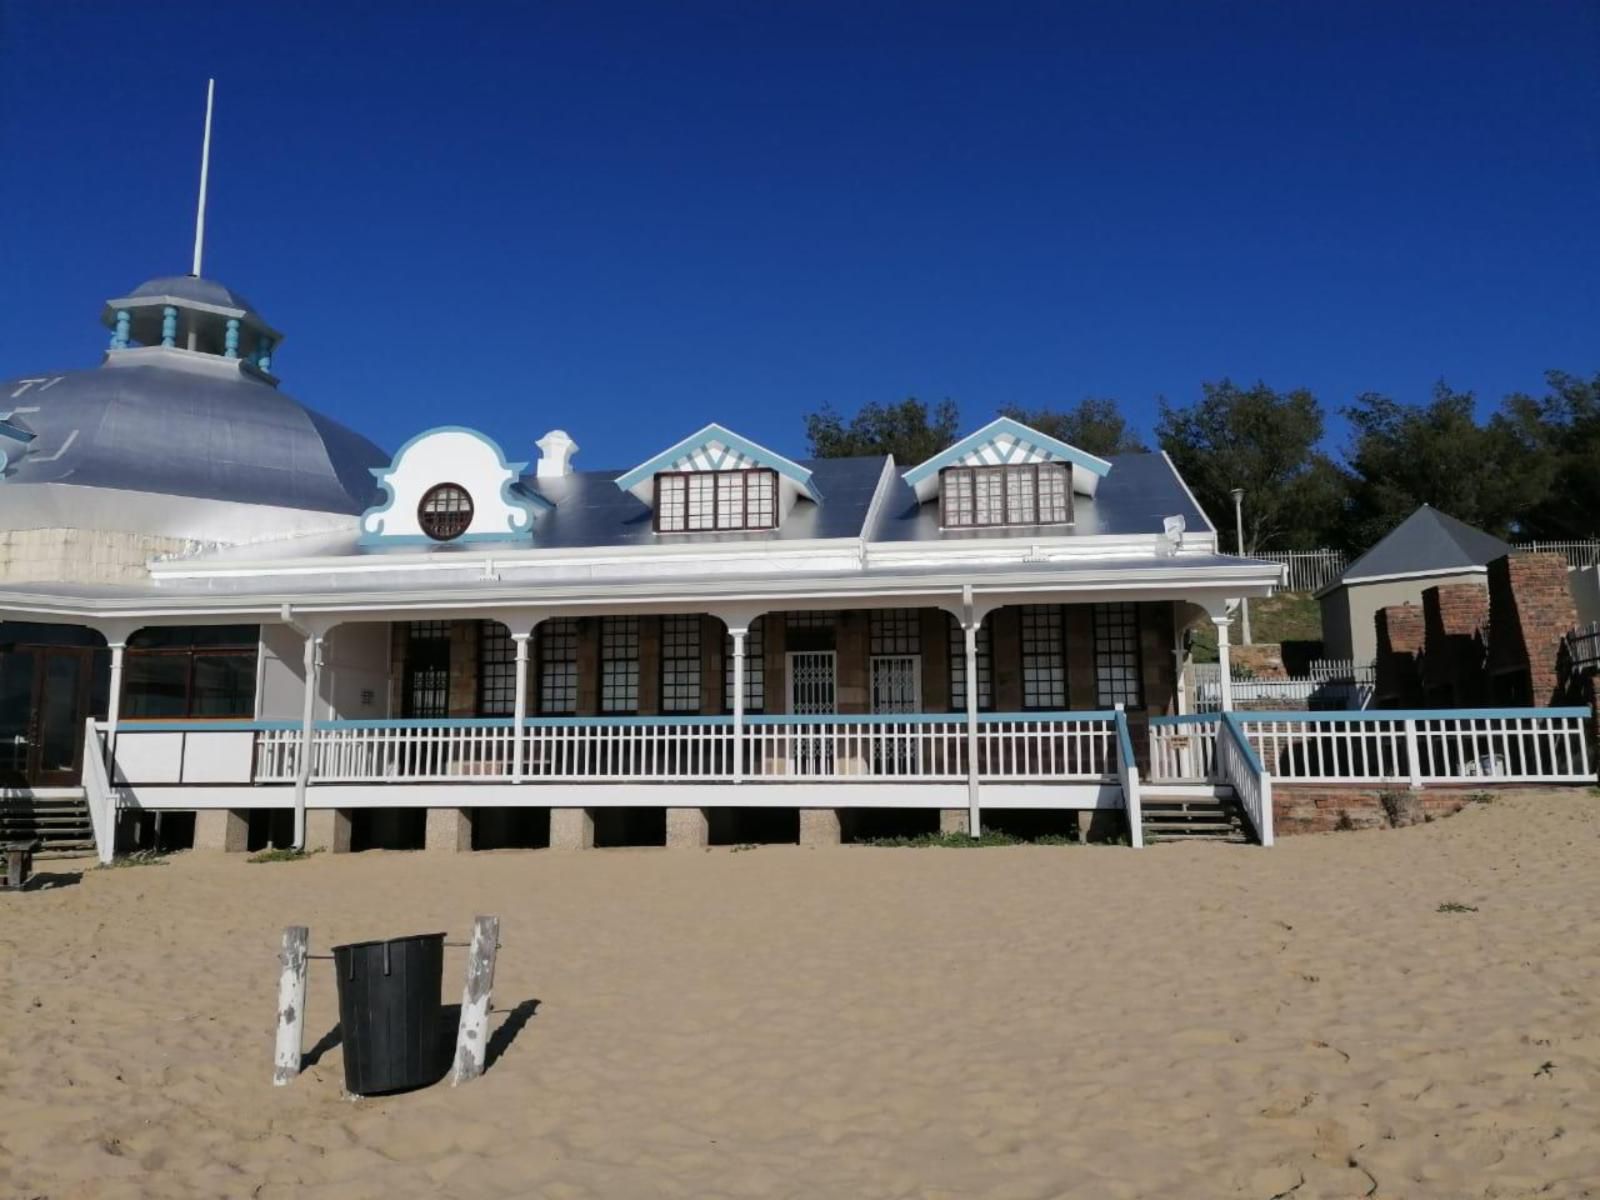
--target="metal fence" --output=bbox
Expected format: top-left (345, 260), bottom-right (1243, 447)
top-left (1516, 540), bottom-right (1600, 569)
top-left (1252, 549), bottom-right (1348, 592)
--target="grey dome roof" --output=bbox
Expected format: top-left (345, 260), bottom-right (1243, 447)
top-left (0, 356), bottom-right (387, 515)
top-left (125, 275), bottom-right (257, 312)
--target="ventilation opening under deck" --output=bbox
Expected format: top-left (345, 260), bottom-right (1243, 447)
top-left (471, 807), bottom-right (551, 850)
top-left (247, 809), bottom-right (296, 852)
top-left (842, 808), bottom-right (940, 843)
top-left (351, 808), bottom-right (426, 852)
top-left (981, 808), bottom-right (1082, 843)
top-left (709, 807), bottom-right (801, 846)
top-left (592, 806), bottom-right (667, 848)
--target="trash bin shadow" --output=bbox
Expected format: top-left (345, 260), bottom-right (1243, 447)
top-left (486, 998), bottom-right (541, 1072)
top-left (302, 1022), bottom-right (343, 1069)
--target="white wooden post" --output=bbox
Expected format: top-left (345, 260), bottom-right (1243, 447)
top-left (273, 925), bottom-right (309, 1086)
top-left (104, 641), bottom-right (126, 775)
top-left (511, 633), bottom-right (531, 782)
top-left (731, 628), bottom-right (746, 784)
top-left (451, 915), bottom-right (501, 1086)
top-left (964, 620), bottom-right (981, 837)
top-left (293, 635), bottom-right (323, 850)
top-left (1214, 615), bottom-right (1234, 712)
top-left (1404, 718), bottom-right (1423, 788)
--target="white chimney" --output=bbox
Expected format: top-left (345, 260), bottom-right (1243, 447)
top-left (535, 429), bottom-right (578, 478)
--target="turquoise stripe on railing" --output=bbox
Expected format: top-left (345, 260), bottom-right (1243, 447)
top-left (1148, 713), bottom-right (1220, 727)
top-left (526, 715), bottom-right (731, 728)
top-left (117, 720), bottom-right (301, 733)
top-left (1233, 707), bottom-right (1590, 723)
top-left (1220, 712), bottom-right (1266, 774)
top-left (1114, 710), bottom-right (1137, 768)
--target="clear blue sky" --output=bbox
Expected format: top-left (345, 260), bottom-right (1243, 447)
top-left (3, 2), bottom-right (1596, 467)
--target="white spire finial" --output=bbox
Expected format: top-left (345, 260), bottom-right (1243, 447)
top-left (191, 78), bottom-right (215, 277)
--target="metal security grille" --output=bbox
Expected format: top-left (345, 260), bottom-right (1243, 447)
top-left (417, 483), bottom-right (474, 541)
top-left (537, 619), bottom-right (578, 714)
top-left (403, 621), bottom-right (451, 718)
top-left (661, 615), bottom-right (702, 712)
top-left (786, 650), bottom-right (836, 775)
top-left (601, 616), bottom-right (640, 713)
top-left (947, 615), bottom-right (993, 710)
top-left (868, 609), bottom-right (920, 656)
top-left (1020, 605), bottom-right (1066, 710)
top-left (1093, 603), bottom-right (1144, 709)
top-left (723, 617), bottom-right (765, 712)
top-left (477, 622), bottom-right (516, 716)
top-left (870, 654), bottom-right (923, 774)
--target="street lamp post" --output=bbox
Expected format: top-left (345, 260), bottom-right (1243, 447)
top-left (1230, 487), bottom-right (1253, 645)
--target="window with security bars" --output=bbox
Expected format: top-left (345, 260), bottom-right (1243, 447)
top-left (784, 610), bottom-right (836, 628)
top-left (947, 616), bottom-right (993, 710)
top-left (940, 463), bottom-right (1072, 528)
top-left (1093, 602), bottom-right (1144, 709)
top-left (537, 619), bottom-right (578, 715)
top-left (661, 615), bottom-right (702, 712)
top-left (1019, 605), bottom-right (1066, 709)
top-left (655, 469), bottom-right (778, 532)
top-left (723, 617), bottom-right (765, 712)
top-left (476, 622), bottom-right (516, 716)
top-left (403, 620), bottom-right (451, 718)
top-left (869, 608), bottom-right (921, 655)
top-left (601, 616), bottom-right (640, 713)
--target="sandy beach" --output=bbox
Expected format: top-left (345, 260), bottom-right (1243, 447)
top-left (4, 790), bottom-right (1599, 1199)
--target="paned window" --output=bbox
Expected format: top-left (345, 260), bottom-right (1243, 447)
top-left (941, 463), bottom-right (1072, 528)
top-left (869, 609), bottom-right (921, 655)
top-left (1019, 605), bottom-right (1066, 710)
top-left (123, 625), bottom-right (260, 719)
top-left (1093, 602), bottom-right (1144, 709)
top-left (477, 622), bottom-right (516, 716)
top-left (723, 617), bottom-right (765, 712)
top-left (661, 615), bottom-right (702, 712)
top-left (417, 483), bottom-right (474, 541)
top-left (537, 619), bottom-right (577, 714)
top-left (947, 616), bottom-right (993, 711)
top-left (655, 469), bottom-right (778, 532)
top-left (401, 621), bottom-right (451, 718)
top-left (601, 616), bottom-right (639, 713)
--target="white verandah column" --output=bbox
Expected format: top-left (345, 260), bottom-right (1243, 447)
top-left (511, 631), bottom-right (532, 782)
top-left (293, 632), bottom-right (324, 850)
top-left (964, 619), bottom-right (981, 837)
top-left (730, 626), bottom-right (747, 783)
top-left (1214, 614), bottom-right (1234, 713)
top-left (103, 641), bottom-right (127, 772)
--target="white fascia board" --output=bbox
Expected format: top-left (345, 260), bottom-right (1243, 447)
top-left (1321, 564), bottom-right (1490, 596)
top-left (0, 560), bottom-right (1283, 624)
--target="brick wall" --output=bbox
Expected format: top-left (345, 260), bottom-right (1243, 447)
top-left (1486, 553), bottom-right (1578, 706)
top-left (1421, 581), bottom-right (1489, 706)
top-left (1373, 603), bottom-right (1424, 707)
top-left (1274, 784), bottom-right (1483, 835)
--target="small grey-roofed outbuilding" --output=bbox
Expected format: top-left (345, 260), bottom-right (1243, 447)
top-left (1316, 505), bottom-right (1510, 665)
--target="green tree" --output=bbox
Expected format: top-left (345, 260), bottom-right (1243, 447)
top-left (1501, 370), bottom-right (1600, 539)
top-left (804, 397), bottom-right (962, 462)
top-left (1340, 382), bottom-right (1551, 549)
top-left (1156, 379), bottom-right (1345, 552)
top-left (997, 398), bottom-right (1147, 457)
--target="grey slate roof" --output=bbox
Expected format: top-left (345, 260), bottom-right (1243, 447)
top-left (0, 356), bottom-right (388, 515)
top-left (1331, 506), bottom-right (1510, 590)
top-left (124, 275), bottom-right (257, 313)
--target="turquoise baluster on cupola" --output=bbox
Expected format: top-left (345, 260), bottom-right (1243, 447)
top-left (110, 309), bottom-right (131, 349)
top-left (257, 336), bottom-right (273, 372)
top-left (224, 318), bottom-right (240, 359)
top-left (161, 306), bottom-right (178, 347)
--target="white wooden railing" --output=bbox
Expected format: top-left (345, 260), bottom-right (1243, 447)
top-left (82, 720), bottom-right (118, 865)
top-left (1115, 708), bottom-right (1143, 848)
top-left (1148, 715), bottom-right (1219, 782)
top-left (1216, 713), bottom-right (1273, 846)
top-left (525, 718), bottom-right (736, 781)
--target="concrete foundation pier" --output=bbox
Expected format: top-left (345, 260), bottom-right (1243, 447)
top-left (305, 808), bottom-right (353, 854)
top-left (666, 807), bottom-right (710, 849)
top-left (798, 808), bottom-right (842, 846)
top-left (939, 809), bottom-right (971, 836)
top-left (549, 807), bottom-right (595, 850)
top-left (194, 808), bottom-right (249, 852)
top-left (425, 807), bottom-right (473, 853)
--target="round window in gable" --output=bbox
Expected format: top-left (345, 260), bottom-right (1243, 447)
top-left (418, 483), bottom-right (474, 541)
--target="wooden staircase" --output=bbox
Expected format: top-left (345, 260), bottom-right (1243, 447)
top-left (1140, 785), bottom-right (1253, 844)
top-left (1, 789), bottom-right (96, 857)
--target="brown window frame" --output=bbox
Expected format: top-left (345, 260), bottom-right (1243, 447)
top-left (653, 468), bottom-right (779, 533)
top-left (417, 482), bottom-right (474, 541)
top-left (938, 462), bottom-right (1073, 530)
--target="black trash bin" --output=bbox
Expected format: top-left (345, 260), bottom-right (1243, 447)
top-left (331, 932), bottom-right (448, 1095)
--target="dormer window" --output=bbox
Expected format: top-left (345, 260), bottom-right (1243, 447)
top-left (655, 468), bottom-right (778, 533)
top-left (940, 463), bottom-right (1072, 529)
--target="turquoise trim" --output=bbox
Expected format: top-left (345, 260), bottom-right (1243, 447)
top-left (118, 720), bottom-right (300, 733)
top-left (1149, 713), bottom-right (1220, 727)
top-left (314, 717), bottom-right (514, 730)
top-left (224, 317), bottom-right (240, 359)
top-left (1221, 712), bottom-right (1265, 774)
top-left (360, 424), bottom-right (550, 547)
top-left (1234, 707), bottom-right (1590, 723)
top-left (258, 337), bottom-right (273, 372)
top-left (111, 309), bottom-right (130, 349)
top-left (526, 714), bottom-right (733, 729)
top-left (901, 416), bottom-right (1114, 489)
top-left (161, 306), bottom-right (177, 347)
top-left (1114, 710), bottom-right (1137, 768)
top-left (613, 422), bottom-right (822, 502)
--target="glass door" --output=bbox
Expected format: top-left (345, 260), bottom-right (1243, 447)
top-left (0, 647), bottom-right (93, 787)
top-left (785, 650), bottom-right (836, 775)
top-left (0, 648), bottom-right (37, 786)
top-left (870, 654), bottom-right (922, 775)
